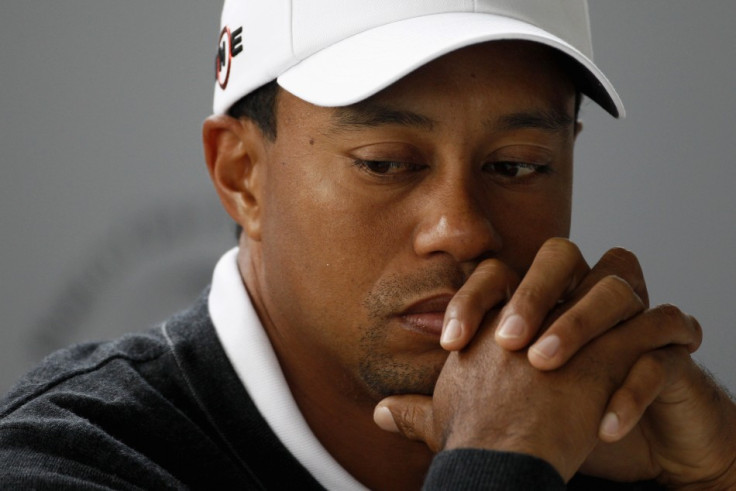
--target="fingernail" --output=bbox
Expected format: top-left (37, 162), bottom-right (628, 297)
top-left (441, 318), bottom-right (461, 346)
top-left (373, 406), bottom-right (398, 433)
top-left (497, 313), bottom-right (525, 339)
top-left (531, 334), bottom-right (560, 360)
top-left (600, 412), bottom-right (620, 437)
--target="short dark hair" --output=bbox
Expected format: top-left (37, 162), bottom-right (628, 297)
top-left (227, 80), bottom-right (280, 141)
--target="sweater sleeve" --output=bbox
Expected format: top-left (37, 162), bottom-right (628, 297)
top-left (423, 448), bottom-right (565, 490)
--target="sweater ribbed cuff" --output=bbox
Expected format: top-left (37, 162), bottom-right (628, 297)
top-left (424, 448), bottom-right (565, 490)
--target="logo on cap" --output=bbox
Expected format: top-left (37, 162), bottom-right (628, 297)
top-left (215, 26), bottom-right (243, 90)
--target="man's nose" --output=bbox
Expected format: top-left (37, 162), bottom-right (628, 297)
top-left (412, 178), bottom-right (502, 263)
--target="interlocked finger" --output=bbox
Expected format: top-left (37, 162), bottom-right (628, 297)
top-left (495, 238), bottom-right (590, 351)
top-left (598, 347), bottom-right (676, 442)
top-left (529, 274), bottom-right (646, 369)
top-left (602, 304), bottom-right (702, 360)
top-left (571, 247), bottom-right (649, 308)
top-left (441, 259), bottom-right (519, 351)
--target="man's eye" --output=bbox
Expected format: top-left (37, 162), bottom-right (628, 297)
top-left (353, 159), bottom-right (421, 175)
top-left (484, 161), bottom-right (548, 178)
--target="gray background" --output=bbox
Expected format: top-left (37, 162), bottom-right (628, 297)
top-left (1, 2), bottom-right (734, 396)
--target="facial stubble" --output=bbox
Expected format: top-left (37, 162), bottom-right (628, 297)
top-left (357, 266), bottom-right (466, 400)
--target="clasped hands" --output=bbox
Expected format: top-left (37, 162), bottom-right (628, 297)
top-left (374, 238), bottom-right (736, 487)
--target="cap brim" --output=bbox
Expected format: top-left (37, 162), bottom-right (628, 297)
top-left (278, 12), bottom-right (624, 118)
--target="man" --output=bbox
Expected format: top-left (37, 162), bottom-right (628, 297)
top-left (1, 1), bottom-right (734, 489)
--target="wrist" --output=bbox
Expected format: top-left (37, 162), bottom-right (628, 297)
top-left (669, 460), bottom-right (736, 491)
top-left (666, 394), bottom-right (736, 490)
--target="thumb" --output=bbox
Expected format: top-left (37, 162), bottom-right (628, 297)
top-left (374, 395), bottom-right (439, 451)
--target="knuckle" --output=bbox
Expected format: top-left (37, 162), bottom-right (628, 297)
top-left (475, 260), bottom-right (520, 294)
top-left (602, 247), bottom-right (641, 273)
top-left (599, 248), bottom-right (647, 300)
top-left (452, 260), bottom-right (519, 312)
top-left (613, 385), bottom-right (642, 410)
top-left (396, 406), bottom-right (425, 441)
top-left (449, 290), bottom-right (476, 308)
top-left (447, 295), bottom-right (486, 323)
top-left (544, 236), bottom-right (573, 248)
top-left (513, 284), bottom-right (547, 308)
top-left (540, 237), bottom-right (581, 259)
top-left (637, 352), bottom-right (668, 381)
top-left (614, 354), bottom-right (667, 409)
top-left (688, 315), bottom-right (704, 345)
top-left (652, 303), bottom-right (686, 324)
top-left (641, 305), bottom-right (703, 352)
top-left (560, 309), bottom-right (588, 337)
top-left (599, 274), bottom-right (633, 299)
top-left (598, 275), bottom-right (644, 310)
top-left (475, 258), bottom-right (507, 276)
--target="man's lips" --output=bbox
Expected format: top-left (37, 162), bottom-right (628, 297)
top-left (396, 294), bottom-right (453, 337)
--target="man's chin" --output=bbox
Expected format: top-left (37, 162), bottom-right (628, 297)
top-left (358, 354), bottom-right (444, 400)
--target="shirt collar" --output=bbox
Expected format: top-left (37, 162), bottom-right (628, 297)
top-left (208, 247), bottom-right (367, 491)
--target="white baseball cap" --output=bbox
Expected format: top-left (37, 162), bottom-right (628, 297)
top-left (213, 0), bottom-right (624, 118)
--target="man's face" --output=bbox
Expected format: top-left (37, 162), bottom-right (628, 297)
top-left (250, 41), bottom-right (577, 402)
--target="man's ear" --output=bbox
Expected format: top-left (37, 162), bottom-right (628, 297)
top-left (202, 115), bottom-right (267, 241)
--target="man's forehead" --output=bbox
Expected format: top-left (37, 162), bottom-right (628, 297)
top-left (332, 102), bottom-right (436, 132)
top-left (328, 102), bottom-right (575, 135)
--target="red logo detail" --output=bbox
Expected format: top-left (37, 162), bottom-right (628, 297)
top-left (216, 26), bottom-right (232, 90)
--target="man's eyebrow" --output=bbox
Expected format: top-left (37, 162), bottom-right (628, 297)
top-left (331, 102), bottom-right (436, 131)
top-left (494, 109), bottom-right (575, 132)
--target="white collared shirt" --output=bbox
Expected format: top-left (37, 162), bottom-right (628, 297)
top-left (208, 248), bottom-right (367, 491)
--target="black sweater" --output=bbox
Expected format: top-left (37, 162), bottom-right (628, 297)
top-left (0, 289), bottom-right (659, 490)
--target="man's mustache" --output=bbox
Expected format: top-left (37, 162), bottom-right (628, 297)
top-left (362, 264), bottom-right (472, 320)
